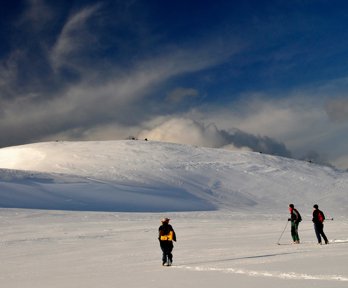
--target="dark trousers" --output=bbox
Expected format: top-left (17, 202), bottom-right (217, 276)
top-left (160, 241), bottom-right (173, 263)
top-left (314, 223), bottom-right (328, 244)
top-left (291, 222), bottom-right (300, 242)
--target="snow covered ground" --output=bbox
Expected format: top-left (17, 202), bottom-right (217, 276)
top-left (0, 140), bottom-right (347, 287)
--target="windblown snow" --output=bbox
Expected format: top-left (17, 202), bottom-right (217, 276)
top-left (0, 140), bottom-right (347, 288)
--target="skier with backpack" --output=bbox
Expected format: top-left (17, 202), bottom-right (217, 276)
top-left (312, 204), bottom-right (329, 245)
top-left (158, 218), bottom-right (176, 266)
top-left (288, 204), bottom-right (302, 244)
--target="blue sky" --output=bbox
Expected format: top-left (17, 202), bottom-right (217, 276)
top-left (1, 0), bottom-right (348, 169)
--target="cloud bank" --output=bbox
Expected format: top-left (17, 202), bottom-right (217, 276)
top-left (138, 118), bottom-right (291, 157)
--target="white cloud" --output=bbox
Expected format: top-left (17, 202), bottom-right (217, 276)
top-left (187, 94), bottom-right (326, 150)
top-left (137, 117), bottom-right (290, 156)
top-left (178, 90), bottom-right (348, 168)
top-left (138, 118), bottom-right (225, 147)
top-left (50, 4), bottom-right (102, 70)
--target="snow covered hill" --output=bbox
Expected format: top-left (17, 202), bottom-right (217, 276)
top-left (0, 140), bottom-right (347, 215)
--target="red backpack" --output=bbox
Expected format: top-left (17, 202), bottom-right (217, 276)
top-left (318, 211), bottom-right (324, 223)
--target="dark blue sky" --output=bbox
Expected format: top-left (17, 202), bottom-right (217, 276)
top-left (1, 0), bottom-right (348, 168)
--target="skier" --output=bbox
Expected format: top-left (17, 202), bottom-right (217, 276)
top-left (158, 218), bottom-right (176, 266)
top-left (312, 204), bottom-right (329, 245)
top-left (288, 204), bottom-right (302, 244)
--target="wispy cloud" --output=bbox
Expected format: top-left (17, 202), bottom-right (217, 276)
top-left (50, 3), bottom-right (102, 71)
top-left (0, 51), bottom-right (21, 97)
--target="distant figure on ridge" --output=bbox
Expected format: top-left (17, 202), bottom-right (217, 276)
top-left (312, 204), bottom-right (329, 245)
top-left (158, 218), bottom-right (176, 266)
top-left (288, 204), bottom-right (302, 244)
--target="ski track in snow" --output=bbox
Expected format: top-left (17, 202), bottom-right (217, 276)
top-left (175, 265), bottom-right (348, 282)
top-left (173, 238), bottom-right (348, 283)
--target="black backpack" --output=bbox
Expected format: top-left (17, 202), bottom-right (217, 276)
top-left (294, 209), bottom-right (302, 222)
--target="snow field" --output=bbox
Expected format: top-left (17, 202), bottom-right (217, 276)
top-left (0, 140), bottom-right (347, 287)
top-left (0, 209), bottom-right (347, 288)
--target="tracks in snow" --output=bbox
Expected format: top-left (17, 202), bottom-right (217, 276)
top-left (174, 265), bottom-right (348, 282)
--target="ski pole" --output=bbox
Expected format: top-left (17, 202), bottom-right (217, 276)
top-left (277, 220), bottom-right (289, 245)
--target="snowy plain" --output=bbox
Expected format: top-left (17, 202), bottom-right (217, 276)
top-left (0, 140), bottom-right (347, 288)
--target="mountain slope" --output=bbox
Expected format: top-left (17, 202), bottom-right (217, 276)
top-left (0, 140), bottom-right (347, 214)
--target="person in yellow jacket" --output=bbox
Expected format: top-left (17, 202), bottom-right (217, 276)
top-left (158, 218), bottom-right (176, 266)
